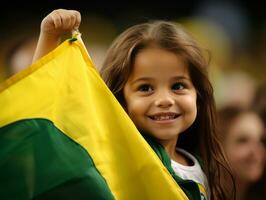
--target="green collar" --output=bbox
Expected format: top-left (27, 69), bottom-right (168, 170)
top-left (144, 135), bottom-right (202, 200)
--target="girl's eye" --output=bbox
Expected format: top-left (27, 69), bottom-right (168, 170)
top-left (172, 82), bottom-right (185, 90)
top-left (138, 84), bottom-right (153, 92)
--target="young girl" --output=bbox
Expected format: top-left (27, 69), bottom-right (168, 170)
top-left (32, 9), bottom-right (234, 200)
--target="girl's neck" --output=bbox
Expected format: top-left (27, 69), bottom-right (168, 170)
top-left (159, 139), bottom-right (192, 166)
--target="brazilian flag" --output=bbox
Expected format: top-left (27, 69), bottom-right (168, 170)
top-left (0, 36), bottom-right (191, 200)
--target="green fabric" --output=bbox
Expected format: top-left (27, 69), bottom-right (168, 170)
top-left (144, 135), bottom-right (201, 200)
top-left (0, 119), bottom-right (115, 200)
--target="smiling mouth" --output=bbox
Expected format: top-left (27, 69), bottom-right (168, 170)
top-left (149, 113), bottom-right (180, 121)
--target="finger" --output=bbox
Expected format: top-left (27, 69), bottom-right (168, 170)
top-left (72, 10), bottom-right (81, 31)
top-left (68, 14), bottom-right (77, 30)
top-left (51, 11), bottom-right (62, 29)
top-left (62, 14), bottom-right (73, 30)
top-left (60, 10), bottom-right (79, 31)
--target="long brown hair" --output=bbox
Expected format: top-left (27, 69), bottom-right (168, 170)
top-left (100, 20), bottom-right (235, 199)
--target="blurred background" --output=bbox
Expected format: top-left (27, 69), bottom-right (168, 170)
top-left (0, 0), bottom-right (265, 109)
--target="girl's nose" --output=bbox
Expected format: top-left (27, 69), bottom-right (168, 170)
top-left (154, 91), bottom-right (175, 108)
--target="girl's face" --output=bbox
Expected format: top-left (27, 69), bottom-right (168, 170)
top-left (123, 47), bottom-right (197, 145)
top-left (224, 112), bottom-right (265, 184)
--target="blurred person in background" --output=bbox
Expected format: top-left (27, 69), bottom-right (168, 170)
top-left (245, 83), bottom-right (266, 199)
top-left (218, 106), bottom-right (265, 200)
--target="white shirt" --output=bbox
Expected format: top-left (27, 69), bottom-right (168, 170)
top-left (171, 148), bottom-right (210, 199)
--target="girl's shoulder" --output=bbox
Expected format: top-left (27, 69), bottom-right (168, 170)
top-left (143, 135), bottom-right (207, 200)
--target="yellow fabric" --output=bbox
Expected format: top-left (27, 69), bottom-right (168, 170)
top-left (0, 38), bottom-right (188, 200)
top-left (198, 183), bottom-right (208, 199)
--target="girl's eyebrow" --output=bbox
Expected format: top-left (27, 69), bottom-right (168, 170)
top-left (131, 76), bottom-right (191, 84)
top-left (171, 76), bottom-right (192, 81)
top-left (131, 77), bottom-right (154, 84)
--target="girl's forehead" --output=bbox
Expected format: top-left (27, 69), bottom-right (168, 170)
top-left (129, 47), bottom-right (190, 79)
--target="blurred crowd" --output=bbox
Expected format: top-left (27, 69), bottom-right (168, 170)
top-left (0, 1), bottom-right (265, 200)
